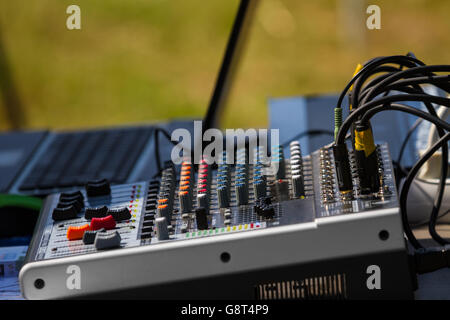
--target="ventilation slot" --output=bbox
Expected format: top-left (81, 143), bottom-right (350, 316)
top-left (255, 273), bottom-right (347, 300)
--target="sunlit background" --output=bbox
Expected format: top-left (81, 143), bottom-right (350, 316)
top-left (0, 0), bottom-right (449, 130)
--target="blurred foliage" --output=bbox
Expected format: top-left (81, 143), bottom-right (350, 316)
top-left (0, 0), bottom-right (449, 130)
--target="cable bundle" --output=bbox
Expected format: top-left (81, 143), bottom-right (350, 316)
top-left (333, 53), bottom-right (450, 253)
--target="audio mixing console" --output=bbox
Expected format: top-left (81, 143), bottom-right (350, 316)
top-left (19, 142), bottom-right (414, 299)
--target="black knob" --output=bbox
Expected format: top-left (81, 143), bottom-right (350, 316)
top-left (94, 230), bottom-right (121, 250)
top-left (236, 183), bottom-right (248, 206)
top-left (82, 228), bottom-right (105, 245)
top-left (179, 191), bottom-right (192, 213)
top-left (59, 191), bottom-right (84, 203)
top-left (52, 205), bottom-right (78, 221)
top-left (108, 207), bottom-right (131, 221)
top-left (195, 207), bottom-right (208, 230)
top-left (85, 206), bottom-right (108, 220)
top-left (254, 197), bottom-right (275, 219)
top-left (57, 199), bottom-right (84, 212)
top-left (85, 179), bottom-right (111, 197)
top-left (217, 186), bottom-right (229, 208)
top-left (292, 174), bottom-right (305, 198)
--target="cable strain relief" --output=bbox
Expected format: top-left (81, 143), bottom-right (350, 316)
top-left (412, 245), bottom-right (450, 274)
top-left (334, 108), bottom-right (342, 141)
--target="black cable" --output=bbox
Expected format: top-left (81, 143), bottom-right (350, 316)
top-left (404, 87), bottom-right (450, 246)
top-left (358, 75), bottom-right (450, 104)
top-left (386, 103), bottom-right (447, 246)
top-left (349, 66), bottom-right (399, 107)
top-left (337, 55), bottom-right (427, 109)
top-left (351, 52), bottom-right (420, 109)
top-left (396, 118), bottom-right (422, 173)
top-left (340, 93), bottom-right (450, 249)
top-left (355, 75), bottom-right (449, 174)
top-left (359, 102), bottom-right (450, 129)
top-left (413, 244), bottom-right (450, 274)
top-left (280, 129), bottom-right (334, 148)
top-left (352, 100), bottom-right (449, 247)
top-left (335, 55), bottom-right (450, 271)
top-left (355, 74), bottom-right (450, 167)
top-left (354, 104), bottom-right (450, 244)
top-left (399, 132), bottom-right (450, 249)
top-left (351, 65), bottom-right (414, 109)
top-left (361, 65), bottom-right (450, 106)
top-left (336, 94), bottom-right (450, 144)
top-left (360, 83), bottom-right (449, 231)
top-left (429, 139), bottom-right (449, 245)
top-left (355, 69), bottom-right (398, 100)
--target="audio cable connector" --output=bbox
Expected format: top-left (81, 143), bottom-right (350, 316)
top-left (332, 143), bottom-right (353, 197)
top-left (354, 123), bottom-right (380, 194)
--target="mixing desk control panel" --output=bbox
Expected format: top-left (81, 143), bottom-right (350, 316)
top-left (20, 142), bottom-right (412, 299)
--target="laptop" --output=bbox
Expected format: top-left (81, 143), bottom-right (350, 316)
top-left (0, 0), bottom-right (255, 196)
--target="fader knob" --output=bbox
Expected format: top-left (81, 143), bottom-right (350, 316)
top-left (179, 191), bottom-right (192, 213)
top-left (197, 193), bottom-right (209, 211)
top-left (292, 174), bottom-right (305, 198)
top-left (52, 205), bottom-right (78, 221)
top-left (236, 183), bottom-right (248, 206)
top-left (83, 228), bottom-right (105, 245)
top-left (85, 179), bottom-right (111, 197)
top-left (157, 204), bottom-right (171, 223)
top-left (85, 205), bottom-right (108, 220)
top-left (57, 199), bottom-right (84, 212)
top-left (254, 180), bottom-right (266, 199)
top-left (107, 207), bottom-right (131, 221)
top-left (59, 191), bottom-right (84, 203)
top-left (155, 217), bottom-right (169, 240)
top-left (217, 186), bottom-right (229, 208)
top-left (94, 230), bottom-right (121, 250)
top-left (90, 215), bottom-right (116, 231)
top-left (67, 224), bottom-right (90, 241)
top-left (195, 207), bottom-right (208, 230)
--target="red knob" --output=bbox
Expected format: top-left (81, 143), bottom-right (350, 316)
top-left (90, 215), bottom-right (116, 231)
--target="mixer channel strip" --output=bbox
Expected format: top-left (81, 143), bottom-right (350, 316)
top-left (36, 182), bottom-right (145, 260)
top-left (30, 143), bottom-right (399, 262)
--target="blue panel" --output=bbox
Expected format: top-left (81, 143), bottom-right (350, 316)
top-left (269, 96), bottom-right (309, 153)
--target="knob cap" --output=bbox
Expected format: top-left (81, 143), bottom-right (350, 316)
top-left (217, 186), bottom-right (229, 208)
top-left (179, 191), bottom-right (192, 213)
top-left (292, 174), bottom-right (305, 198)
top-left (85, 179), bottom-right (111, 197)
top-left (94, 230), bottom-right (121, 250)
top-left (155, 217), bottom-right (169, 240)
top-left (195, 207), bottom-right (208, 230)
top-left (236, 183), bottom-right (248, 206)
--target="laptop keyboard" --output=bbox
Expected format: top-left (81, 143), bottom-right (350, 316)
top-left (19, 127), bottom-right (153, 193)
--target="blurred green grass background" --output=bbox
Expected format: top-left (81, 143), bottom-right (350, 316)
top-left (0, 0), bottom-right (449, 130)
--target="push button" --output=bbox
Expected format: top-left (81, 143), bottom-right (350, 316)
top-left (90, 215), bottom-right (116, 230)
top-left (85, 179), bottom-right (111, 197)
